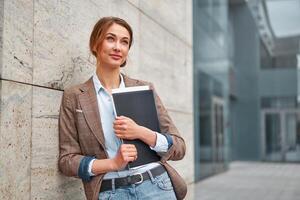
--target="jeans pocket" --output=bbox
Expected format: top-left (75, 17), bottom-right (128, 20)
top-left (155, 172), bottom-right (174, 191)
top-left (98, 191), bottom-right (112, 200)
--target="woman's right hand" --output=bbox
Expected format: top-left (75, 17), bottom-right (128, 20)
top-left (112, 144), bottom-right (137, 170)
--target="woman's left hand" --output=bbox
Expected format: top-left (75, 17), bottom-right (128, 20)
top-left (113, 116), bottom-right (142, 140)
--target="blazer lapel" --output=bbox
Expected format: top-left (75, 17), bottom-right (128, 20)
top-left (77, 74), bottom-right (141, 149)
top-left (123, 73), bottom-right (140, 87)
top-left (78, 77), bottom-right (106, 148)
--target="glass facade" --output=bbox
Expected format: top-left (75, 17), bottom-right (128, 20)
top-left (194, 0), bottom-right (300, 181)
top-left (193, 0), bottom-right (230, 180)
top-left (260, 42), bottom-right (298, 69)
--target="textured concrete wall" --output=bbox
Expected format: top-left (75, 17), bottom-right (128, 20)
top-left (0, 0), bottom-right (193, 199)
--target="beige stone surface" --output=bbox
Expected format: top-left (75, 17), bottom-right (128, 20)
top-left (0, 80), bottom-right (32, 200)
top-left (31, 86), bottom-right (85, 199)
top-left (2, 0), bottom-right (33, 83)
top-left (186, 0), bottom-right (193, 48)
top-left (0, 0), bottom-right (3, 71)
top-left (0, 0), bottom-right (194, 198)
top-left (186, 182), bottom-right (195, 200)
top-left (33, 0), bottom-right (140, 89)
top-left (138, 0), bottom-right (191, 45)
top-left (168, 110), bottom-right (194, 184)
top-left (33, 0), bottom-right (94, 89)
top-left (137, 14), bottom-right (193, 113)
top-left (127, 0), bottom-right (139, 8)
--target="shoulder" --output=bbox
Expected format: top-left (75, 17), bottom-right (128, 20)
top-left (62, 77), bottom-right (93, 101)
top-left (63, 83), bottom-right (84, 96)
top-left (122, 73), bottom-right (154, 88)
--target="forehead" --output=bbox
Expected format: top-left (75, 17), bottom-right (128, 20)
top-left (106, 23), bottom-right (130, 39)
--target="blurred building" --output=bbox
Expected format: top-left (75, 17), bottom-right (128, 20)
top-left (193, 0), bottom-right (300, 180)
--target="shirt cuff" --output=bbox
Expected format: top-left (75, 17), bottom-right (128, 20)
top-left (78, 156), bottom-right (96, 182)
top-left (88, 159), bottom-right (96, 176)
top-left (163, 133), bottom-right (174, 149)
top-left (150, 132), bottom-right (169, 152)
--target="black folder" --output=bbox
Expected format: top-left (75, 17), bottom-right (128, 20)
top-left (112, 86), bottom-right (161, 168)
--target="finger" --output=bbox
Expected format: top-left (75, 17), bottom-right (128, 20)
top-left (120, 145), bottom-right (137, 152)
top-left (124, 149), bottom-right (137, 155)
top-left (115, 134), bottom-right (123, 139)
top-left (126, 153), bottom-right (138, 160)
top-left (125, 150), bottom-right (137, 157)
top-left (124, 156), bottom-right (135, 162)
top-left (122, 116), bottom-right (134, 123)
top-left (114, 125), bottom-right (126, 131)
top-left (118, 116), bottom-right (131, 123)
top-left (120, 144), bottom-right (135, 151)
top-left (122, 116), bottom-right (133, 121)
top-left (122, 151), bottom-right (137, 157)
top-left (120, 145), bottom-right (137, 154)
top-left (123, 144), bottom-right (137, 150)
top-left (113, 126), bottom-right (121, 132)
top-left (123, 153), bottom-right (136, 162)
top-left (116, 116), bottom-right (128, 121)
top-left (121, 144), bottom-right (136, 149)
top-left (121, 125), bottom-right (127, 131)
top-left (126, 145), bottom-right (137, 150)
top-left (114, 129), bottom-right (126, 135)
top-left (113, 119), bottom-right (124, 125)
top-left (114, 130), bottom-right (123, 136)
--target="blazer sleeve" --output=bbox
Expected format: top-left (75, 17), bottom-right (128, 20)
top-left (149, 83), bottom-right (186, 162)
top-left (58, 89), bottom-right (84, 177)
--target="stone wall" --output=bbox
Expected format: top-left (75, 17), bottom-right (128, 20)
top-left (0, 0), bottom-right (193, 199)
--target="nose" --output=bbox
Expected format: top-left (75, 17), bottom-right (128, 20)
top-left (113, 41), bottom-right (121, 52)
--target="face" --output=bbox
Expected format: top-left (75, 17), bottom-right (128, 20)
top-left (95, 23), bottom-right (130, 69)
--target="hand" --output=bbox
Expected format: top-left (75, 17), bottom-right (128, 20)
top-left (113, 116), bottom-right (142, 140)
top-left (112, 144), bottom-right (137, 170)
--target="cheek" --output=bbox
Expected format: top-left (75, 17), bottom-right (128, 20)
top-left (96, 50), bottom-right (108, 62)
top-left (98, 46), bottom-right (111, 57)
top-left (122, 47), bottom-right (129, 57)
top-left (100, 41), bottom-right (113, 52)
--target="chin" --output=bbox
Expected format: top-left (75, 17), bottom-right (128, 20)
top-left (111, 61), bottom-right (124, 68)
top-left (108, 63), bottom-right (122, 69)
top-left (102, 60), bottom-right (122, 69)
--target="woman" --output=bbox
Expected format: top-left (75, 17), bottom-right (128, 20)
top-left (58, 16), bottom-right (187, 200)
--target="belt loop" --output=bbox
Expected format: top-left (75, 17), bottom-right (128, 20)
top-left (147, 169), bottom-right (155, 184)
top-left (112, 178), bottom-right (116, 194)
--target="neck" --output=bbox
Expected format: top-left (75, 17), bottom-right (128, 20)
top-left (96, 62), bottom-right (121, 91)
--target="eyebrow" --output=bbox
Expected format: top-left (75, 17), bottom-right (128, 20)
top-left (106, 33), bottom-right (129, 40)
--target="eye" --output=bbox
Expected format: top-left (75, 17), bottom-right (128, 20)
top-left (106, 36), bottom-right (114, 42)
top-left (121, 40), bottom-right (129, 45)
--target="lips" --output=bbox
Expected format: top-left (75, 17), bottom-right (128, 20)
top-left (109, 54), bottom-right (122, 60)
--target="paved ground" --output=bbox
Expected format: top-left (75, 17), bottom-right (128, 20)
top-left (187, 162), bottom-right (300, 200)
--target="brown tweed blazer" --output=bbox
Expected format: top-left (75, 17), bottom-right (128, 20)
top-left (58, 74), bottom-right (187, 200)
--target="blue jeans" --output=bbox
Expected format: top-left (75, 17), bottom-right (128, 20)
top-left (98, 171), bottom-right (177, 200)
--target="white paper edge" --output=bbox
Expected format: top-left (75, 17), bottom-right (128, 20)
top-left (112, 85), bottom-right (150, 94)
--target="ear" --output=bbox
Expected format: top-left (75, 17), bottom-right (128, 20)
top-left (92, 44), bottom-right (97, 52)
top-left (92, 41), bottom-right (102, 53)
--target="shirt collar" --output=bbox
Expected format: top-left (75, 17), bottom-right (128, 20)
top-left (92, 72), bottom-right (125, 94)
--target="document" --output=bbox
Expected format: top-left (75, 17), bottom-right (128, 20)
top-left (112, 86), bottom-right (161, 168)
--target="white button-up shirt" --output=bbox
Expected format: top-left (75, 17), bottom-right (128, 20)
top-left (88, 73), bottom-right (168, 179)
